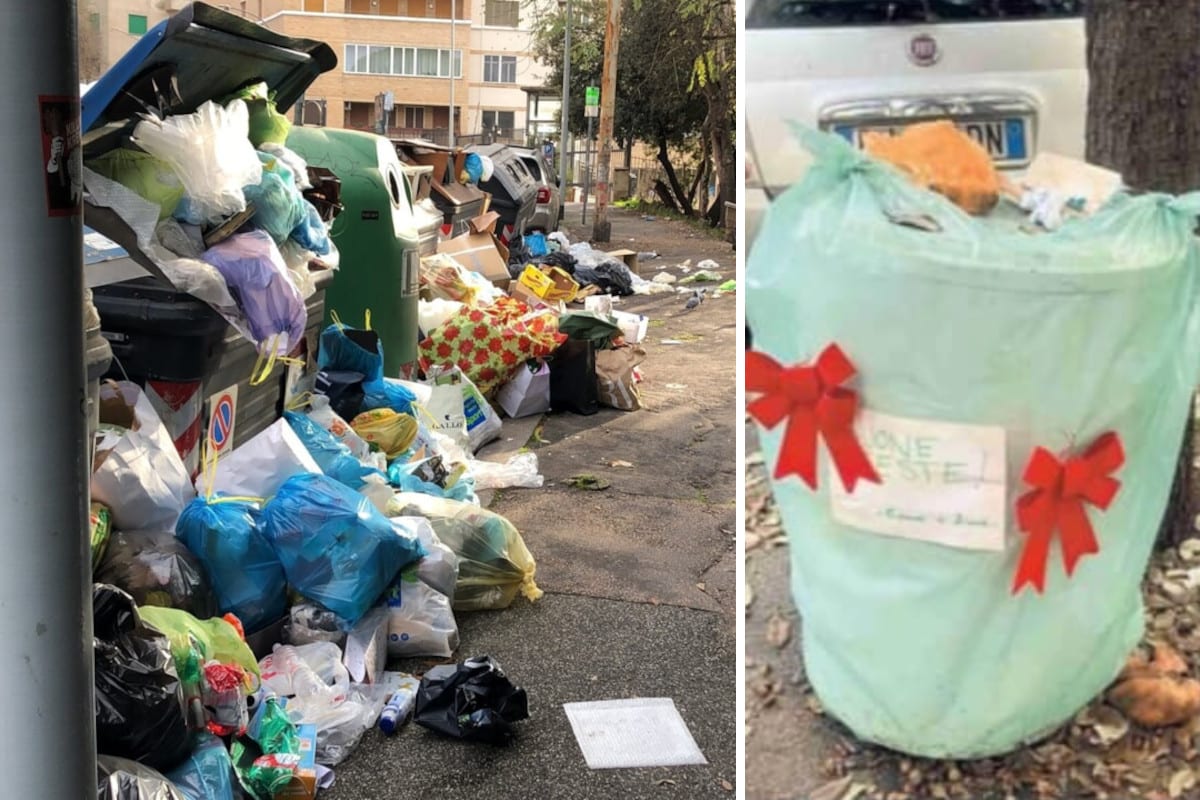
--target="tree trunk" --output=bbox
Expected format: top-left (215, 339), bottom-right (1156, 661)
top-left (656, 135), bottom-right (694, 217)
top-left (1086, 0), bottom-right (1200, 549)
top-left (653, 179), bottom-right (682, 213)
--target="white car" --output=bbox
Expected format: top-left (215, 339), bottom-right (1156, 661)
top-left (744, 0), bottom-right (1086, 250)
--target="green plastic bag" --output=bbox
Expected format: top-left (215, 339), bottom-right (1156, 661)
top-left (747, 127), bottom-right (1200, 758)
top-left (232, 82), bottom-right (292, 147)
top-left (138, 605), bottom-right (260, 679)
top-left (87, 148), bottom-right (184, 220)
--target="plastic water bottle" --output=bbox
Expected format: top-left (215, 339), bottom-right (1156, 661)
top-left (379, 682), bottom-right (418, 736)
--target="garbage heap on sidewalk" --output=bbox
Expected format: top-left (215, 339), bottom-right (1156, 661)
top-left (85, 111), bottom-right (665, 800)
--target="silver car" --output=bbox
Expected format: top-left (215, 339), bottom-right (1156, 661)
top-left (512, 147), bottom-right (563, 233)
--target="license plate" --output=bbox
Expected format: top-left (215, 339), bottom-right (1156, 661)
top-left (831, 117), bottom-right (1032, 168)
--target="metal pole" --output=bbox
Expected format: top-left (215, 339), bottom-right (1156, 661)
top-left (582, 114), bottom-right (593, 224)
top-left (591, 0), bottom-right (622, 241)
top-left (448, 0), bottom-right (456, 149)
top-left (0, 1), bottom-right (94, 797)
top-left (557, 0), bottom-right (572, 203)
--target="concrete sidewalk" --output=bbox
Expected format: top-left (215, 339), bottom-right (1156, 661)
top-left (328, 207), bottom-right (737, 798)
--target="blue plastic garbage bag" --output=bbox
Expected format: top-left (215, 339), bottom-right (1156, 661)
top-left (387, 461), bottom-right (478, 504)
top-left (318, 320), bottom-right (384, 382)
top-left (164, 734), bottom-right (236, 800)
top-left (262, 473), bottom-right (426, 624)
top-left (244, 151), bottom-right (307, 245)
top-left (464, 153), bottom-right (484, 184)
top-left (175, 497), bottom-right (287, 633)
top-left (284, 410), bottom-right (384, 490)
top-left (525, 231), bottom-right (548, 258)
top-left (747, 126), bottom-right (1200, 758)
top-left (200, 230), bottom-right (306, 356)
top-left (291, 202), bottom-right (332, 255)
top-left (361, 377), bottom-right (417, 417)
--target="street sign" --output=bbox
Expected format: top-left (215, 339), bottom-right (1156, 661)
top-left (585, 86), bottom-right (600, 107)
top-left (585, 106), bottom-right (599, 118)
top-left (383, 90), bottom-right (395, 112)
top-left (206, 385), bottom-right (238, 458)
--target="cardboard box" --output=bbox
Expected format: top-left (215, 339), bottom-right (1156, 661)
top-left (274, 723), bottom-right (318, 800)
top-left (607, 248), bottom-right (640, 276)
top-left (437, 211), bottom-right (511, 290)
top-left (509, 280), bottom-right (557, 312)
top-left (519, 264), bottom-right (578, 302)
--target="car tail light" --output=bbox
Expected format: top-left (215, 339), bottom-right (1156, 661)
top-left (536, 187), bottom-right (551, 204)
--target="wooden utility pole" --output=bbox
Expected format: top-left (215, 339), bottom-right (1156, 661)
top-left (591, 0), bottom-right (622, 242)
top-left (1086, 0), bottom-right (1200, 548)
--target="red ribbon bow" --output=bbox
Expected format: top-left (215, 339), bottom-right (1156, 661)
top-left (1012, 432), bottom-right (1125, 595)
top-left (746, 344), bottom-right (880, 492)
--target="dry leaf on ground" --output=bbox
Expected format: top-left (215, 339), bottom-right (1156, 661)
top-left (766, 613), bottom-right (793, 649)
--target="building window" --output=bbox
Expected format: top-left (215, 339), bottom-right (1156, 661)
top-left (345, 44), bottom-right (461, 78)
top-left (404, 107), bottom-right (426, 129)
top-left (483, 55), bottom-right (517, 84)
top-left (484, 0), bottom-right (519, 26)
top-left (128, 13), bottom-right (147, 34)
top-left (482, 110), bottom-right (515, 133)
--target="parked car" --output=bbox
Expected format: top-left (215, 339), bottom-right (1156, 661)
top-left (511, 146), bottom-right (563, 232)
top-left (464, 143), bottom-right (539, 244)
top-left (744, 0), bottom-right (1086, 250)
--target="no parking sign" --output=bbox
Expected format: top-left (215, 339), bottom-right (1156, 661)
top-left (206, 385), bottom-right (238, 458)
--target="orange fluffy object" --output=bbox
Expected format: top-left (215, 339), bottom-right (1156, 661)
top-left (862, 121), bottom-right (1001, 215)
top-left (1108, 644), bottom-right (1200, 727)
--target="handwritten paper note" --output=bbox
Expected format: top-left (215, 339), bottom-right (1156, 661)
top-left (829, 410), bottom-right (1007, 551)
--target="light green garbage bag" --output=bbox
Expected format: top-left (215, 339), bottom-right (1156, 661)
top-left (747, 127), bottom-right (1200, 758)
top-left (87, 148), bottom-right (184, 220)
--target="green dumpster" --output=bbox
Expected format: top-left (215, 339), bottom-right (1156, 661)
top-left (286, 127), bottom-right (421, 376)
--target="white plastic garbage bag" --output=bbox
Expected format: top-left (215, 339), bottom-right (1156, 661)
top-left (131, 100), bottom-right (262, 225)
top-left (469, 452), bottom-right (544, 490)
top-left (384, 570), bottom-right (459, 659)
top-left (203, 417), bottom-right (321, 500)
top-left (92, 381), bottom-right (196, 532)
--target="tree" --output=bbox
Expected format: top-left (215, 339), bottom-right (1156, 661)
top-left (1085, 0), bottom-right (1200, 547)
top-left (530, 0), bottom-right (719, 218)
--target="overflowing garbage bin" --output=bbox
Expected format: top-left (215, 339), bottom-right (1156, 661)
top-left (394, 138), bottom-right (487, 238)
top-left (747, 126), bottom-right (1200, 758)
top-left (288, 126), bottom-right (422, 376)
top-left (402, 164), bottom-right (444, 256)
top-left (465, 144), bottom-right (538, 243)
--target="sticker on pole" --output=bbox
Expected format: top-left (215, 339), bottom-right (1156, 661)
top-left (585, 86), bottom-right (600, 106)
top-left (206, 386), bottom-right (239, 458)
top-left (38, 96), bottom-right (81, 217)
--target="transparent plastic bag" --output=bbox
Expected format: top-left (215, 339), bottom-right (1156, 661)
top-left (350, 408), bottom-right (418, 459)
top-left (259, 642), bottom-right (350, 702)
top-left (285, 602), bottom-right (347, 648)
top-left (87, 148), bottom-right (184, 221)
top-left (391, 516), bottom-right (459, 600)
top-left (469, 452), bottom-right (544, 490)
top-left (97, 756), bottom-right (186, 800)
top-left (137, 605), bottom-right (260, 679)
top-left (386, 493), bottom-right (542, 611)
top-left (307, 394), bottom-right (375, 463)
top-left (259, 142), bottom-right (312, 190)
top-left (162, 733), bottom-right (236, 800)
top-left (199, 231), bottom-right (306, 358)
top-left (131, 100), bottom-right (262, 225)
top-left (95, 529), bottom-right (217, 619)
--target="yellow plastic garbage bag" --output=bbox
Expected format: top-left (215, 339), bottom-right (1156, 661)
top-left (351, 408), bottom-right (418, 459)
top-left (386, 493), bottom-right (542, 611)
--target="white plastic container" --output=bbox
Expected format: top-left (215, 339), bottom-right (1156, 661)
top-left (612, 310), bottom-right (648, 344)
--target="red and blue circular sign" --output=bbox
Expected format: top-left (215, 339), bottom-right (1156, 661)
top-left (209, 393), bottom-right (235, 451)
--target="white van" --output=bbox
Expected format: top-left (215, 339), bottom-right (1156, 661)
top-left (744, 0), bottom-right (1086, 249)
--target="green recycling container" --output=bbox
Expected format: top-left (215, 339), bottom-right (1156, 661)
top-left (286, 127), bottom-right (421, 376)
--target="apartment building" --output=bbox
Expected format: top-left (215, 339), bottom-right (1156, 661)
top-left (79, 0), bottom-right (558, 143)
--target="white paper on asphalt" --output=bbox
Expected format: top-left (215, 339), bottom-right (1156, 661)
top-left (563, 698), bottom-right (708, 769)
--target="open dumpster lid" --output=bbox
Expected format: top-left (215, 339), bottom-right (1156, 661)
top-left (82, 1), bottom-right (336, 136)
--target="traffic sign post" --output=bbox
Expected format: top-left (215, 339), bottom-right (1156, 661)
top-left (582, 86), bottom-right (599, 224)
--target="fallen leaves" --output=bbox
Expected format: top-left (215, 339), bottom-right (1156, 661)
top-left (1168, 767), bottom-right (1195, 798)
top-left (766, 613), bottom-right (793, 649)
top-left (1109, 644), bottom-right (1200, 728)
top-left (566, 473), bottom-right (611, 491)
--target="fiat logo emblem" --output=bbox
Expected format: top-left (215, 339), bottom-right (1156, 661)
top-left (908, 34), bottom-right (940, 66)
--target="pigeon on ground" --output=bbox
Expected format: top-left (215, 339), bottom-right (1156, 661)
top-left (682, 288), bottom-right (706, 312)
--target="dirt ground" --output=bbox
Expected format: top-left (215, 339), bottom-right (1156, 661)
top-left (746, 422), bottom-right (1200, 800)
top-left (328, 206), bottom-right (739, 799)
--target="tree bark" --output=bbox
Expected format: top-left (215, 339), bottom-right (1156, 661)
top-left (656, 135), bottom-right (694, 217)
top-left (1086, 0), bottom-right (1200, 549)
top-left (653, 179), bottom-right (682, 213)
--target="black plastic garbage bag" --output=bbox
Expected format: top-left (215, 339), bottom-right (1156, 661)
top-left (414, 655), bottom-right (529, 745)
top-left (549, 338), bottom-right (599, 416)
top-left (95, 530), bottom-right (217, 619)
top-left (94, 584), bottom-right (192, 771)
top-left (541, 250), bottom-right (577, 275)
top-left (315, 370), bottom-right (366, 421)
top-left (97, 756), bottom-right (186, 800)
top-left (574, 260), bottom-right (633, 296)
